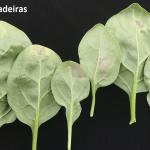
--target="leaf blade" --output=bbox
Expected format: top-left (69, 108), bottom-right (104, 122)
top-left (0, 21), bottom-right (32, 126)
top-left (106, 3), bottom-right (150, 123)
top-left (78, 23), bottom-right (121, 116)
top-left (51, 61), bottom-right (90, 150)
top-left (7, 45), bottom-right (61, 150)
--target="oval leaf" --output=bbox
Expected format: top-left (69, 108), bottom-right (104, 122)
top-left (0, 21), bottom-right (32, 126)
top-left (78, 23), bottom-right (121, 117)
top-left (51, 61), bottom-right (90, 150)
top-left (144, 56), bottom-right (150, 107)
top-left (106, 3), bottom-right (150, 124)
top-left (7, 45), bottom-right (61, 150)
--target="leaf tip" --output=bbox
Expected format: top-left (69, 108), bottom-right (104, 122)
top-left (128, 3), bottom-right (148, 13)
top-left (130, 2), bottom-right (141, 7)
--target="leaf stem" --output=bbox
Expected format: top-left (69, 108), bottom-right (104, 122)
top-left (32, 117), bottom-right (39, 150)
top-left (129, 25), bottom-right (139, 125)
top-left (32, 60), bottom-right (41, 150)
top-left (68, 103), bottom-right (73, 150)
top-left (129, 68), bottom-right (139, 125)
top-left (90, 81), bottom-right (96, 117)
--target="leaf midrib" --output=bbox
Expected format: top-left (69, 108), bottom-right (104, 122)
top-left (68, 67), bottom-right (75, 126)
top-left (93, 31), bottom-right (101, 86)
top-left (133, 8), bottom-right (140, 69)
top-left (35, 60), bottom-right (42, 127)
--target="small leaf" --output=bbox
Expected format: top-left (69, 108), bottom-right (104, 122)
top-left (106, 3), bottom-right (150, 124)
top-left (0, 96), bottom-right (16, 127)
top-left (144, 56), bottom-right (150, 108)
top-left (0, 21), bottom-right (32, 126)
top-left (51, 61), bottom-right (90, 150)
top-left (78, 23), bottom-right (121, 117)
top-left (7, 45), bottom-right (61, 150)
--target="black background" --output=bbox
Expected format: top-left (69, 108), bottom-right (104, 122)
top-left (1, 0), bottom-right (150, 150)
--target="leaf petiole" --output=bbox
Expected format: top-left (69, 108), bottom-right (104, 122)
top-left (32, 113), bottom-right (39, 150)
top-left (67, 103), bottom-right (73, 150)
top-left (129, 67), bottom-right (139, 125)
top-left (90, 81), bottom-right (97, 117)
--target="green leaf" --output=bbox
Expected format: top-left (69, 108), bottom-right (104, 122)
top-left (7, 45), bottom-right (61, 150)
top-left (106, 3), bottom-right (150, 124)
top-left (144, 56), bottom-right (150, 107)
top-left (51, 61), bottom-right (90, 150)
top-left (0, 21), bottom-right (32, 126)
top-left (78, 23), bottom-right (121, 117)
top-left (0, 96), bottom-right (16, 127)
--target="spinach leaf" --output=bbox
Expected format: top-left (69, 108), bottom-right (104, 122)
top-left (78, 24), bottom-right (121, 117)
top-left (144, 56), bottom-right (150, 107)
top-left (7, 45), bottom-right (61, 150)
top-left (106, 3), bottom-right (150, 124)
top-left (0, 21), bottom-right (32, 126)
top-left (51, 61), bottom-right (90, 150)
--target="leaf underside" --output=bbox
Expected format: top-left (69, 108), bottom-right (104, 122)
top-left (0, 21), bottom-right (32, 126)
top-left (78, 23), bottom-right (121, 117)
top-left (7, 45), bottom-right (61, 128)
top-left (106, 3), bottom-right (150, 124)
top-left (51, 61), bottom-right (90, 150)
top-left (106, 3), bottom-right (150, 94)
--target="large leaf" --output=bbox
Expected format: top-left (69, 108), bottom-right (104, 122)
top-left (51, 61), bottom-right (90, 150)
top-left (78, 23), bottom-right (121, 117)
top-left (0, 21), bottom-right (32, 126)
top-left (7, 45), bottom-right (61, 150)
top-left (106, 3), bottom-right (150, 124)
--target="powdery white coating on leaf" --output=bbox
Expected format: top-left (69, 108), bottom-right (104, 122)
top-left (78, 23), bottom-right (121, 89)
top-left (7, 45), bottom-right (61, 128)
top-left (0, 21), bottom-right (32, 127)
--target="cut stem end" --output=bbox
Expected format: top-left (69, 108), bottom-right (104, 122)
top-left (129, 119), bottom-right (136, 125)
top-left (129, 67), bottom-right (139, 126)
